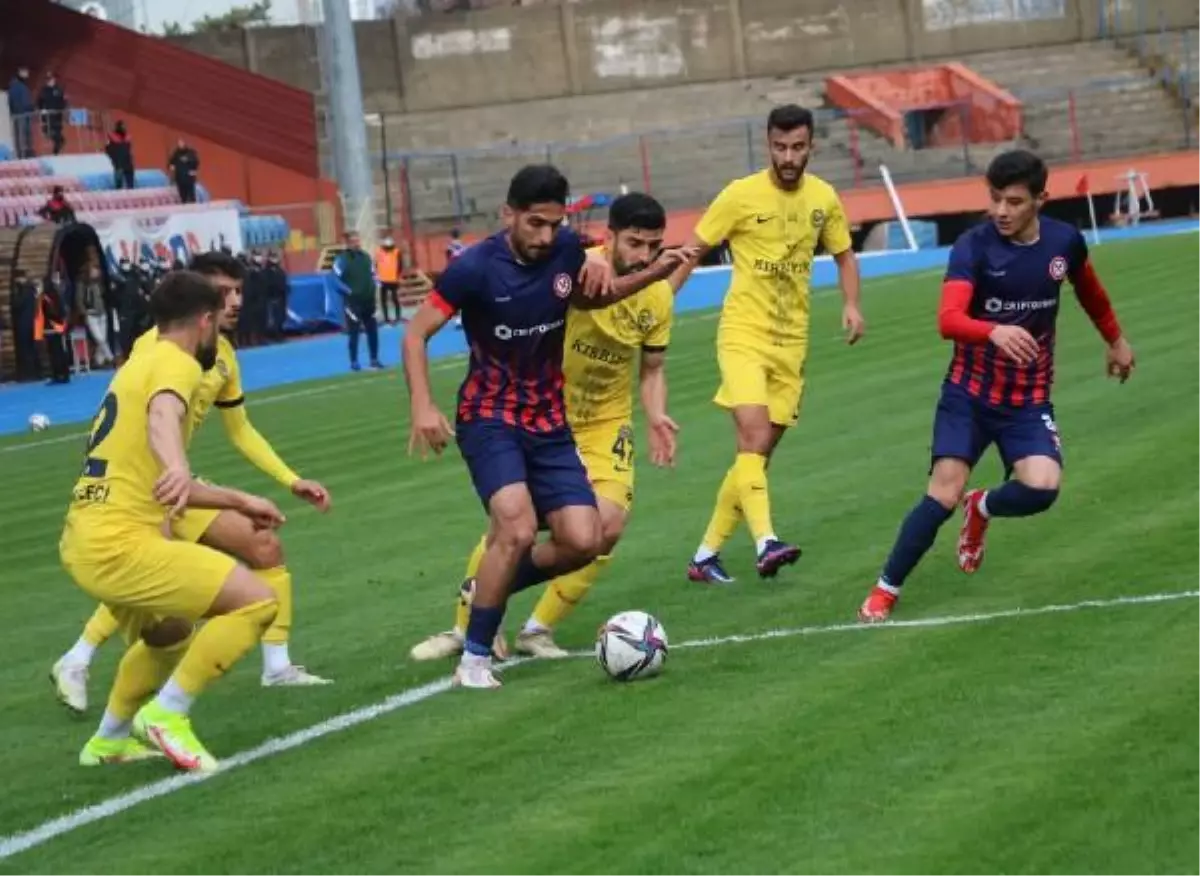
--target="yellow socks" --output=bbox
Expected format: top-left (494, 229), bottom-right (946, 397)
top-left (84, 605), bottom-right (120, 647)
top-left (106, 635), bottom-right (191, 721)
top-left (258, 567), bottom-right (293, 647)
top-left (172, 599), bottom-right (277, 698)
top-left (530, 555), bottom-right (610, 630)
top-left (699, 466), bottom-right (743, 555)
top-left (453, 535), bottom-right (488, 634)
top-left (733, 452), bottom-right (775, 545)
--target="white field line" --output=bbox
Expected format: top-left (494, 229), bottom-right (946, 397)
top-left (0, 588), bottom-right (1195, 862)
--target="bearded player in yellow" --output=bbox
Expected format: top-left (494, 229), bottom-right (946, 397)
top-left (62, 271), bottom-right (288, 771)
top-left (51, 252), bottom-right (332, 716)
top-left (678, 104), bottom-right (866, 584)
top-left (409, 192), bottom-right (681, 661)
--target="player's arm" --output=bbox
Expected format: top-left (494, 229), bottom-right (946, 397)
top-left (147, 391), bottom-right (192, 514)
top-left (1068, 239), bottom-right (1134, 382)
top-left (402, 272), bottom-right (463, 456)
top-left (822, 194), bottom-right (865, 344)
top-left (181, 479), bottom-right (288, 528)
top-left (570, 247), bottom-right (697, 310)
top-left (665, 182), bottom-right (740, 292)
top-left (213, 357), bottom-right (328, 507)
top-left (937, 237), bottom-right (1038, 365)
top-left (639, 346), bottom-right (677, 467)
top-left (218, 405), bottom-right (300, 486)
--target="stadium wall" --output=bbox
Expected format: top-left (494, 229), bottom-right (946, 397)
top-left (170, 0), bottom-right (1199, 115)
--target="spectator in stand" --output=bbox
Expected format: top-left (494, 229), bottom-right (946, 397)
top-left (37, 185), bottom-right (76, 225)
top-left (37, 272), bottom-right (71, 384)
top-left (263, 249), bottom-right (289, 341)
top-left (37, 71), bottom-right (67, 156)
top-left (105, 120), bottom-right (135, 190)
top-left (8, 66), bottom-right (35, 159)
top-left (77, 258), bottom-right (114, 367)
top-left (10, 269), bottom-right (41, 380)
top-left (333, 231), bottom-right (382, 371)
top-left (114, 256), bottom-right (149, 362)
top-left (168, 138), bottom-right (200, 203)
top-left (375, 233), bottom-right (401, 324)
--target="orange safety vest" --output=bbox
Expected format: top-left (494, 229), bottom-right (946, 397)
top-left (375, 246), bottom-right (400, 283)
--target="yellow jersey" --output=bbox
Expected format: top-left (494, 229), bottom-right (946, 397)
top-left (66, 339), bottom-right (203, 533)
top-left (133, 328), bottom-right (243, 442)
top-left (696, 170), bottom-right (852, 346)
top-left (564, 278), bottom-right (673, 426)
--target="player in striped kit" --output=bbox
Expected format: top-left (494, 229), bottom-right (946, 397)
top-left (860, 150), bottom-right (1136, 622)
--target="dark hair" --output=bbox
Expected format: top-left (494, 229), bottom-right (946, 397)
top-left (986, 149), bottom-right (1047, 196)
top-left (608, 192), bottom-right (666, 233)
top-left (150, 270), bottom-right (223, 328)
top-left (506, 164), bottom-right (569, 210)
top-left (189, 250), bottom-right (245, 281)
top-left (767, 104), bottom-right (815, 135)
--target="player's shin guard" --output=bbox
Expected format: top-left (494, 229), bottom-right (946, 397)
top-left (700, 467), bottom-right (743, 554)
top-left (464, 604), bottom-right (505, 657)
top-left (172, 599), bottom-right (278, 698)
top-left (510, 548), bottom-right (555, 594)
top-left (880, 495), bottom-right (955, 589)
top-left (982, 482), bottom-right (1059, 518)
top-left (84, 605), bottom-right (121, 648)
top-left (531, 555), bottom-right (610, 630)
top-left (107, 636), bottom-right (191, 721)
top-left (733, 452), bottom-right (774, 543)
top-left (258, 567), bottom-right (293, 647)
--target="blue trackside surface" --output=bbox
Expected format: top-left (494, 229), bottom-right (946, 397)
top-left (0, 218), bottom-right (1194, 436)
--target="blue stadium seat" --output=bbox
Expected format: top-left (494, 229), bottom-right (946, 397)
top-left (238, 214), bottom-right (290, 248)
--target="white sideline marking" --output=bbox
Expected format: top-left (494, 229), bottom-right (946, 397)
top-left (0, 588), bottom-right (1195, 862)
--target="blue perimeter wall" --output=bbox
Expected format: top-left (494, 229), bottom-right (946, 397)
top-left (1, 219), bottom-right (1195, 436)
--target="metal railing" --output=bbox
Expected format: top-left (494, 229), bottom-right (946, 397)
top-left (367, 79), bottom-right (1196, 241)
top-left (5, 108), bottom-right (113, 161)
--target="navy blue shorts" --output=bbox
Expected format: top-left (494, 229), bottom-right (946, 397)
top-left (457, 419), bottom-right (596, 519)
top-left (930, 382), bottom-right (1063, 476)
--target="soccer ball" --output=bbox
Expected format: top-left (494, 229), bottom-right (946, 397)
top-left (596, 611), bottom-right (668, 681)
top-left (28, 413), bottom-right (50, 432)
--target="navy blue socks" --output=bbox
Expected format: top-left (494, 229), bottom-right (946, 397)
top-left (983, 482), bottom-right (1059, 518)
top-left (880, 495), bottom-right (955, 589)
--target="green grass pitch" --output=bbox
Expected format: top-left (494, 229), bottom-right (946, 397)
top-left (0, 234), bottom-right (1196, 874)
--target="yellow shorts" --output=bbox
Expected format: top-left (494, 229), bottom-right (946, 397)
top-left (714, 335), bottom-right (807, 427)
top-left (573, 419), bottom-right (635, 512)
top-left (170, 507), bottom-right (220, 543)
top-left (60, 519), bottom-right (236, 641)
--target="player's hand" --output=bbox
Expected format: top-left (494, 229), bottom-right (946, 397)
top-left (578, 251), bottom-right (615, 298)
top-left (988, 325), bottom-right (1039, 365)
top-left (153, 466), bottom-right (192, 518)
top-left (291, 479), bottom-right (331, 512)
top-left (409, 404), bottom-right (455, 459)
top-left (842, 304), bottom-right (866, 345)
top-left (657, 245), bottom-right (702, 269)
top-left (648, 415), bottom-right (679, 467)
top-left (1106, 337), bottom-right (1135, 383)
top-left (240, 494), bottom-right (286, 529)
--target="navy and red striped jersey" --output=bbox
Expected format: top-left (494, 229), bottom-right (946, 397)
top-left (937, 217), bottom-right (1122, 408)
top-left (428, 228), bottom-right (586, 433)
